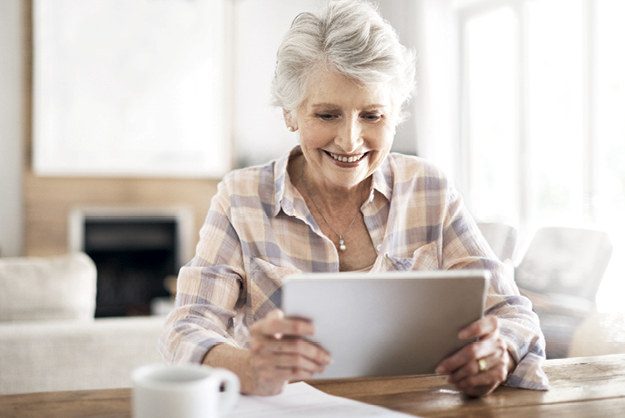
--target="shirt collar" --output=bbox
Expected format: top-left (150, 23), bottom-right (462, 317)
top-left (371, 155), bottom-right (393, 202)
top-left (272, 146), bottom-right (302, 218)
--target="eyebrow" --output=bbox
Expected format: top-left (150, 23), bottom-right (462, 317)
top-left (310, 103), bottom-right (389, 111)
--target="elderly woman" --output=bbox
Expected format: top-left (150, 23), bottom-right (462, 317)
top-left (159, 0), bottom-right (549, 397)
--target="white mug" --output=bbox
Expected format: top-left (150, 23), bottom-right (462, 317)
top-left (132, 363), bottom-right (240, 418)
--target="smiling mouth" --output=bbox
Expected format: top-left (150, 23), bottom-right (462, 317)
top-left (327, 151), bottom-right (368, 163)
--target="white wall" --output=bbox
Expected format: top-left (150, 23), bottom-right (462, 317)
top-left (0, 0), bottom-right (24, 257)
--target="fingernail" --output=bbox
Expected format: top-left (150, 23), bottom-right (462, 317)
top-left (435, 366), bottom-right (445, 375)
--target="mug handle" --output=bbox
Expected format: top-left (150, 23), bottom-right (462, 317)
top-left (213, 369), bottom-right (240, 414)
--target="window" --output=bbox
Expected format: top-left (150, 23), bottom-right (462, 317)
top-left (459, 0), bottom-right (625, 312)
top-left (461, 6), bottom-right (519, 224)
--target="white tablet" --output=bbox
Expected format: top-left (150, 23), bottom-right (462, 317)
top-left (282, 270), bottom-right (489, 379)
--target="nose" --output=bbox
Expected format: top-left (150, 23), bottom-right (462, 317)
top-left (336, 114), bottom-right (362, 154)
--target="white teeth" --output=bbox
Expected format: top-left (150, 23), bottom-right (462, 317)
top-left (329, 152), bottom-right (364, 163)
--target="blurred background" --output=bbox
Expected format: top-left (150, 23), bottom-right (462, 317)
top-left (1, 0), bottom-right (623, 314)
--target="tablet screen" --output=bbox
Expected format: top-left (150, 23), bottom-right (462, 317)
top-left (282, 270), bottom-right (489, 379)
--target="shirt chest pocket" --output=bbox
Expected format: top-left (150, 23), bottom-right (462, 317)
top-left (373, 241), bottom-right (440, 273)
top-left (248, 257), bottom-right (301, 321)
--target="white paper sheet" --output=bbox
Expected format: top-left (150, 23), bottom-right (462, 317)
top-left (225, 381), bottom-right (417, 418)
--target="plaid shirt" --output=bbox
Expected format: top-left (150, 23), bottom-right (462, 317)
top-left (159, 146), bottom-right (549, 390)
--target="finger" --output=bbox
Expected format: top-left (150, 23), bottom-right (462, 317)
top-left (458, 315), bottom-right (498, 341)
top-left (270, 338), bottom-right (332, 365)
top-left (284, 367), bottom-right (321, 382)
top-left (250, 335), bottom-right (330, 364)
top-left (281, 366), bottom-right (317, 382)
top-left (436, 337), bottom-right (506, 375)
top-left (250, 337), bottom-right (331, 376)
top-left (447, 352), bottom-right (496, 384)
top-left (273, 351), bottom-right (328, 374)
top-left (249, 309), bottom-right (285, 338)
top-left (251, 348), bottom-right (322, 380)
top-left (277, 363), bottom-right (321, 382)
top-left (253, 363), bottom-right (297, 392)
top-left (251, 349), bottom-right (328, 386)
top-left (447, 344), bottom-right (511, 388)
top-left (249, 309), bottom-right (280, 337)
top-left (453, 364), bottom-right (508, 396)
top-left (436, 341), bottom-right (492, 375)
top-left (250, 310), bottom-right (316, 339)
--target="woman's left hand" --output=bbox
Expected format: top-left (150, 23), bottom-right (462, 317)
top-left (435, 315), bottom-right (515, 397)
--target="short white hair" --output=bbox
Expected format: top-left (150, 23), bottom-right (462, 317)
top-left (271, 0), bottom-right (417, 123)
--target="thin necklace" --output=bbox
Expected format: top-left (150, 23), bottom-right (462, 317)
top-left (300, 158), bottom-right (364, 252)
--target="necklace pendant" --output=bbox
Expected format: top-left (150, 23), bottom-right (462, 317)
top-left (339, 236), bottom-right (346, 251)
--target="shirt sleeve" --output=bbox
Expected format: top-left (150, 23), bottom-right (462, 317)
top-left (158, 181), bottom-right (246, 364)
top-left (441, 186), bottom-right (550, 391)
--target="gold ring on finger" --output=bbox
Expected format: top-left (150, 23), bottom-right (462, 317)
top-left (478, 358), bottom-right (487, 373)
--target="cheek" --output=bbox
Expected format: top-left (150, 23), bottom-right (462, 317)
top-left (368, 126), bottom-right (395, 151)
top-left (299, 125), bottom-right (333, 149)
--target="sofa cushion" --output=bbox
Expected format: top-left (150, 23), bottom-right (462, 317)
top-left (0, 252), bottom-right (97, 322)
top-left (0, 316), bottom-right (165, 394)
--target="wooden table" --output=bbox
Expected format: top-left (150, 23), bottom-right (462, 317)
top-left (2, 354), bottom-right (625, 418)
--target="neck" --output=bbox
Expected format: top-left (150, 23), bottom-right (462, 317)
top-left (300, 157), bottom-right (367, 215)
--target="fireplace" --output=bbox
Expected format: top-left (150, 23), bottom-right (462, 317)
top-left (69, 207), bottom-right (193, 317)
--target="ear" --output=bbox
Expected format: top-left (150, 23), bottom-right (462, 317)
top-left (283, 109), bottom-right (297, 132)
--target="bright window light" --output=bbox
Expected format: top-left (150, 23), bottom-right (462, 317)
top-left (594, 0), bottom-right (625, 313)
top-left (464, 7), bottom-right (518, 224)
top-left (527, 0), bottom-right (584, 225)
top-left (461, 0), bottom-right (625, 313)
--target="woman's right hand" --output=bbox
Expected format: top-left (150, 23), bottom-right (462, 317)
top-left (248, 309), bottom-right (331, 395)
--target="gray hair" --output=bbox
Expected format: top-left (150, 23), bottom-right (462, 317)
top-left (271, 0), bottom-right (417, 123)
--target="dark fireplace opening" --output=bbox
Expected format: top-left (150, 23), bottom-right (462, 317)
top-left (83, 217), bottom-right (179, 317)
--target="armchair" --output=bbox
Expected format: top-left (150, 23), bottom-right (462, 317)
top-left (514, 227), bottom-right (613, 358)
top-left (0, 253), bottom-right (165, 394)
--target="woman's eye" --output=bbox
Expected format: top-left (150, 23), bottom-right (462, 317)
top-left (317, 113), bottom-right (337, 120)
top-left (363, 114), bottom-right (382, 121)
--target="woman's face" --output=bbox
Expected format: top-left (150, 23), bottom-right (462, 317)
top-left (289, 69), bottom-right (397, 191)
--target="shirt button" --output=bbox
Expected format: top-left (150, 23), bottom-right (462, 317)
top-left (376, 245), bottom-right (382, 252)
